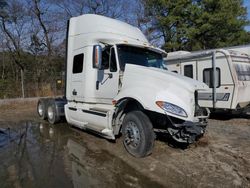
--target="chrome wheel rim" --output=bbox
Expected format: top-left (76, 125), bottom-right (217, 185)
top-left (124, 121), bottom-right (140, 149)
top-left (47, 106), bottom-right (54, 120)
top-left (38, 103), bottom-right (43, 116)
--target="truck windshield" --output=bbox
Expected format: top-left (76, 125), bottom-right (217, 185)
top-left (117, 45), bottom-right (165, 71)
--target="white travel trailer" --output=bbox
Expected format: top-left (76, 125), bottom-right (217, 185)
top-left (225, 44), bottom-right (250, 56)
top-left (166, 49), bottom-right (250, 111)
top-left (37, 14), bottom-right (209, 157)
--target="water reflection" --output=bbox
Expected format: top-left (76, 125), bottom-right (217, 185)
top-left (0, 121), bottom-right (163, 188)
top-left (67, 138), bottom-right (163, 188)
top-left (0, 121), bottom-right (72, 188)
top-left (0, 127), bottom-right (10, 148)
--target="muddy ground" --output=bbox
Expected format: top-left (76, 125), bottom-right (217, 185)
top-left (0, 99), bottom-right (250, 188)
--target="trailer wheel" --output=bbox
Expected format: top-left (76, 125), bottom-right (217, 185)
top-left (37, 99), bottom-right (47, 120)
top-left (122, 111), bottom-right (154, 158)
top-left (47, 101), bottom-right (60, 124)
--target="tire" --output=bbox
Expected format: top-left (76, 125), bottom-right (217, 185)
top-left (47, 101), bottom-right (60, 124)
top-left (122, 111), bottom-right (155, 158)
top-left (37, 99), bottom-right (47, 120)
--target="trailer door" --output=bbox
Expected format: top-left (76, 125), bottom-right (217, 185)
top-left (197, 55), bottom-right (234, 109)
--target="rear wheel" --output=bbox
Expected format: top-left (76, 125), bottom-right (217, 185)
top-left (37, 99), bottom-right (47, 120)
top-left (122, 111), bottom-right (154, 158)
top-left (47, 101), bottom-right (60, 124)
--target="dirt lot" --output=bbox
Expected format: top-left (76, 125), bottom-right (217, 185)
top-left (0, 99), bottom-right (250, 188)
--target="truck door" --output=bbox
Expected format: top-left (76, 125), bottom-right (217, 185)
top-left (95, 46), bottom-right (119, 104)
top-left (70, 48), bottom-right (86, 101)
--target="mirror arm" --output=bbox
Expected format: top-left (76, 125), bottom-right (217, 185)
top-left (108, 73), bottom-right (113, 78)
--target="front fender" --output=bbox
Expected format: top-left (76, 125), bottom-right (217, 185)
top-left (114, 85), bottom-right (195, 121)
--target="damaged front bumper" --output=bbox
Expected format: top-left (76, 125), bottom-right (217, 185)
top-left (167, 120), bottom-right (207, 144)
top-left (167, 105), bottom-right (210, 144)
top-left (166, 106), bottom-right (209, 144)
top-left (153, 106), bottom-right (209, 144)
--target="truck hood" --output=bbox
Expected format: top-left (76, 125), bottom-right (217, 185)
top-left (129, 64), bottom-right (208, 92)
top-left (115, 64), bottom-right (208, 121)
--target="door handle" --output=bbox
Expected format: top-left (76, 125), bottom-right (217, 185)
top-left (72, 89), bottom-right (77, 95)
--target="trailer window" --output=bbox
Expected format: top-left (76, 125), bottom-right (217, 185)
top-left (73, 53), bottom-right (84, 74)
top-left (203, 68), bottom-right (220, 88)
top-left (184, 65), bottom-right (193, 78)
top-left (235, 63), bottom-right (250, 81)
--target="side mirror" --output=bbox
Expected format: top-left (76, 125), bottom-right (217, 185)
top-left (93, 45), bottom-right (102, 70)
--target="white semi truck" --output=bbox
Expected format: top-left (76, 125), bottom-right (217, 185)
top-left (37, 14), bottom-right (209, 157)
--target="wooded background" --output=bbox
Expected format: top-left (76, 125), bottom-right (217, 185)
top-left (0, 0), bottom-right (250, 99)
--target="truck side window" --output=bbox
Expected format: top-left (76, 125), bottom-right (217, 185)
top-left (203, 68), bottom-right (221, 88)
top-left (102, 47), bottom-right (110, 69)
top-left (73, 53), bottom-right (84, 74)
top-left (184, 65), bottom-right (193, 78)
top-left (110, 47), bottom-right (117, 72)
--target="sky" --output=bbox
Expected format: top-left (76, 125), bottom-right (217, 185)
top-left (245, 0), bottom-right (250, 31)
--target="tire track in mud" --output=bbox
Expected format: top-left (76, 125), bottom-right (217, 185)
top-left (207, 144), bottom-right (250, 187)
top-left (155, 128), bottom-right (250, 188)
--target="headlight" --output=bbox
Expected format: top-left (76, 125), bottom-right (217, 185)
top-left (156, 101), bottom-right (187, 117)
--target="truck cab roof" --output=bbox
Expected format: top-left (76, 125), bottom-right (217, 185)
top-left (69, 14), bottom-right (165, 55)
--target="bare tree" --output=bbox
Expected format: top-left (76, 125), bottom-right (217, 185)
top-left (54, 0), bottom-right (127, 19)
top-left (27, 0), bottom-right (59, 57)
top-left (34, 0), bottom-right (52, 56)
top-left (22, 0), bottom-right (66, 96)
top-left (0, 0), bottom-right (160, 98)
top-left (0, 0), bottom-right (30, 98)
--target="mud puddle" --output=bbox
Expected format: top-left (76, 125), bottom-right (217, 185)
top-left (0, 121), bottom-right (163, 188)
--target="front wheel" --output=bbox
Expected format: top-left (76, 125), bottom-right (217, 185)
top-left (122, 111), bottom-right (155, 158)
